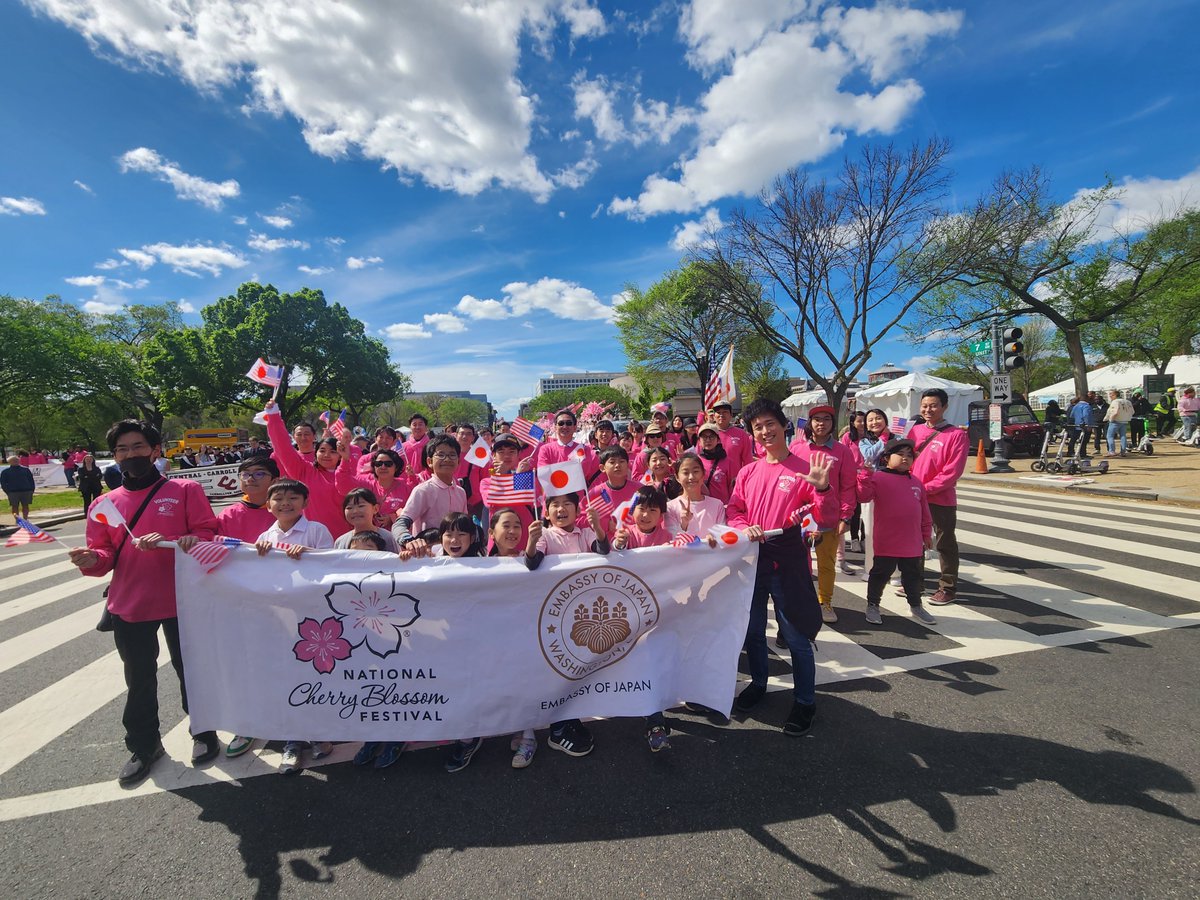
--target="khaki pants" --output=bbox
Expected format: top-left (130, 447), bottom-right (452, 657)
top-left (928, 503), bottom-right (959, 591)
top-left (815, 530), bottom-right (839, 606)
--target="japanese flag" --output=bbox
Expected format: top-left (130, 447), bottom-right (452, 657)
top-left (708, 524), bottom-right (745, 548)
top-left (612, 495), bottom-right (640, 528)
top-left (463, 437), bottom-right (492, 468)
top-left (537, 458), bottom-right (586, 498)
top-left (89, 495), bottom-right (127, 529)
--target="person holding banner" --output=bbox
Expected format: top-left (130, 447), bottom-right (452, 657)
top-left (725, 398), bottom-right (836, 737)
top-left (1, 455), bottom-right (35, 523)
top-left (394, 434), bottom-right (467, 555)
top-left (68, 419), bottom-right (221, 785)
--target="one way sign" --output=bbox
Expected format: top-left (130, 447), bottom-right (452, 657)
top-left (991, 374), bottom-right (1011, 402)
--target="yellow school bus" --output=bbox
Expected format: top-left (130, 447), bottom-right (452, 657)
top-left (164, 429), bottom-right (249, 458)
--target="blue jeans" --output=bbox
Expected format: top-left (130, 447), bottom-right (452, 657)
top-left (1183, 414), bottom-right (1197, 441)
top-left (745, 571), bottom-right (816, 705)
top-left (1106, 421), bottom-right (1128, 453)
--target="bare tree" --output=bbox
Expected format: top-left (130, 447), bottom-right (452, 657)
top-left (698, 139), bottom-right (975, 422)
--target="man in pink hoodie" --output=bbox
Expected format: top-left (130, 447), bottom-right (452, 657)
top-left (906, 388), bottom-right (969, 606)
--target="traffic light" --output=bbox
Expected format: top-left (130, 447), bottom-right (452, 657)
top-left (1001, 327), bottom-right (1025, 371)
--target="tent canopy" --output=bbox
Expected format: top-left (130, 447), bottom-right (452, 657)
top-left (854, 372), bottom-right (983, 427)
top-left (1031, 354), bottom-right (1200, 400)
top-left (780, 389), bottom-right (828, 413)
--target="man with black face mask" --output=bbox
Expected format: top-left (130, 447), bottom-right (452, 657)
top-left (68, 420), bottom-right (221, 786)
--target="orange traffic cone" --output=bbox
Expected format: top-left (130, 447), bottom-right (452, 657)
top-left (974, 438), bottom-right (987, 474)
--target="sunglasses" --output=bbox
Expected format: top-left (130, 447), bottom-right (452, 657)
top-left (555, 420), bottom-right (574, 427)
top-left (372, 460), bottom-right (396, 468)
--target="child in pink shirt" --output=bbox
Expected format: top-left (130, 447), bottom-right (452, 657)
top-left (666, 453), bottom-right (726, 537)
top-left (856, 439), bottom-right (935, 627)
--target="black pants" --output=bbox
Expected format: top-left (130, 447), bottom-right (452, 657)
top-left (1155, 412), bottom-right (1176, 436)
top-left (1130, 417), bottom-right (1145, 444)
top-left (112, 614), bottom-right (214, 757)
top-left (80, 487), bottom-right (100, 510)
top-left (867, 556), bottom-right (924, 606)
top-left (848, 503), bottom-right (863, 541)
top-left (1066, 426), bottom-right (1091, 456)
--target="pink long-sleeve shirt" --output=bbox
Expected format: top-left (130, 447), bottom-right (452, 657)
top-left (855, 469), bottom-right (932, 558)
top-left (718, 425), bottom-right (755, 478)
top-left (535, 525), bottom-right (601, 555)
top-left (619, 522), bottom-right (672, 548)
top-left (265, 411), bottom-right (349, 536)
top-left (666, 495), bottom-right (726, 536)
top-left (81, 478), bottom-right (218, 622)
top-left (335, 464), bottom-right (411, 528)
top-left (788, 437), bottom-right (858, 523)
top-left (907, 421), bottom-right (970, 507)
top-left (725, 454), bottom-right (839, 533)
top-left (216, 500), bottom-right (277, 543)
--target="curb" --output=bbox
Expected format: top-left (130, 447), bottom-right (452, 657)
top-left (959, 473), bottom-right (1199, 509)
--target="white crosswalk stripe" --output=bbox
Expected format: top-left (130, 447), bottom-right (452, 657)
top-left (0, 489), bottom-right (1195, 822)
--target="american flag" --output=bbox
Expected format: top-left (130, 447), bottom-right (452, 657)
top-left (588, 488), bottom-right (615, 522)
top-left (509, 417), bottom-right (545, 446)
top-left (670, 532), bottom-right (702, 548)
top-left (703, 346), bottom-right (736, 409)
top-left (5, 517), bottom-right (57, 547)
top-left (891, 415), bottom-right (909, 435)
top-left (487, 472), bottom-right (536, 505)
top-left (318, 410), bottom-right (331, 426)
top-left (329, 410), bottom-right (348, 439)
top-left (185, 540), bottom-right (236, 572)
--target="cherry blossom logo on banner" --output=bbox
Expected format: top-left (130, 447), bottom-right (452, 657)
top-left (292, 572), bottom-right (421, 673)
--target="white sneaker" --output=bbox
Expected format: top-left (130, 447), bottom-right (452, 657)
top-left (280, 742), bottom-right (302, 775)
top-left (820, 604), bottom-right (838, 624)
top-left (850, 539), bottom-right (863, 553)
top-left (511, 738), bottom-right (537, 769)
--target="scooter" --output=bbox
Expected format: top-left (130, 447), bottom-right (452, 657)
top-left (1064, 427), bottom-right (1108, 476)
top-left (1131, 417), bottom-right (1155, 455)
top-left (1043, 426), bottom-right (1074, 474)
top-left (1030, 424), bottom-right (1062, 473)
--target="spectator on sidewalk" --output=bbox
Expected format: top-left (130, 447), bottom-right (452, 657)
top-left (1129, 391), bottom-right (1152, 445)
top-left (1, 455), bottom-right (36, 524)
top-left (1065, 397), bottom-right (1092, 458)
top-left (1103, 390), bottom-right (1134, 457)
top-left (1177, 386), bottom-right (1199, 443)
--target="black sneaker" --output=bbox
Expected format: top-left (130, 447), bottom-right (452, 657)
top-left (734, 682), bottom-right (766, 712)
top-left (783, 701), bottom-right (816, 736)
top-left (444, 737), bottom-right (483, 773)
top-left (548, 722), bottom-right (594, 757)
top-left (118, 744), bottom-right (165, 786)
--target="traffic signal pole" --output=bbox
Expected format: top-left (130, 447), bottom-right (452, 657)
top-left (989, 318), bottom-right (1013, 472)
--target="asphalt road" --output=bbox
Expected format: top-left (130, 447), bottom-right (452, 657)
top-left (1, 484), bottom-right (1196, 898)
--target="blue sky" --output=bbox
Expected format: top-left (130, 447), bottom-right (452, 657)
top-left (2, 0), bottom-right (1198, 416)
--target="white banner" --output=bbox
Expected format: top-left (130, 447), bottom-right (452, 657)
top-left (177, 544), bottom-right (758, 741)
top-left (27, 462), bottom-right (68, 488)
top-left (168, 463), bottom-right (242, 499)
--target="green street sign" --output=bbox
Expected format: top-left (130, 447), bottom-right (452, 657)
top-left (968, 339), bottom-right (993, 354)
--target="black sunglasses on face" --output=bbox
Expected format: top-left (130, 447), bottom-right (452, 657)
top-left (373, 460), bottom-right (396, 468)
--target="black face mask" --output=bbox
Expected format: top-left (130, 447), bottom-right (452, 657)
top-left (118, 455), bottom-right (155, 478)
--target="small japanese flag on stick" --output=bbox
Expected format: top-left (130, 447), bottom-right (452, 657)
top-left (463, 437), bottom-right (492, 468)
top-left (708, 524), bottom-right (746, 548)
top-left (245, 358), bottom-right (284, 388)
top-left (537, 459), bottom-right (586, 498)
top-left (89, 495), bottom-right (133, 537)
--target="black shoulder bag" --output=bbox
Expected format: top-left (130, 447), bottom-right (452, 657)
top-left (95, 478), bottom-right (168, 632)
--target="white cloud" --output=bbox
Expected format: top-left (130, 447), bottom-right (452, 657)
top-left (504, 277), bottom-right (617, 321)
top-left (572, 74), bottom-right (628, 143)
top-left (1073, 165), bottom-right (1200, 242)
top-left (65, 275), bottom-right (106, 287)
top-left (114, 242), bottom-right (248, 277)
top-left (111, 278), bottom-right (150, 289)
top-left (248, 231), bottom-right (308, 252)
top-left (259, 213), bottom-right (293, 228)
top-left (74, 179), bottom-right (94, 194)
top-left (423, 313), bottom-right (467, 334)
top-left (36, 1), bottom-right (606, 202)
top-left (95, 258), bottom-right (125, 270)
top-left (612, 5), bottom-right (961, 217)
top-left (298, 264), bottom-right (333, 276)
top-left (83, 299), bottom-right (125, 314)
top-left (670, 207), bottom-right (723, 251)
top-left (903, 354), bottom-right (937, 370)
top-left (118, 146), bottom-right (240, 210)
top-left (177, 300), bottom-right (197, 313)
top-left (571, 73), bottom-right (693, 147)
top-left (0, 196), bottom-right (47, 216)
top-left (233, 215), bottom-right (248, 225)
top-left (346, 255), bottom-right (383, 269)
top-left (382, 323), bottom-right (432, 340)
top-left (118, 248), bottom-right (157, 269)
top-left (325, 236), bottom-right (346, 246)
top-left (456, 295), bottom-right (512, 320)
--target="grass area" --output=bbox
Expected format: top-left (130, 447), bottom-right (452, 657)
top-left (4, 488), bottom-right (89, 516)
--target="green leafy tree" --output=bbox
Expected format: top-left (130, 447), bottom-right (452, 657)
top-left (435, 397), bottom-right (490, 428)
top-left (1084, 264), bottom-right (1200, 373)
top-left (144, 283), bottom-right (406, 425)
top-left (913, 173), bottom-right (1200, 396)
top-left (526, 386), bottom-right (629, 418)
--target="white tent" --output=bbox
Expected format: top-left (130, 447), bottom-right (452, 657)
top-left (781, 388), bottom-right (829, 417)
top-left (853, 372), bottom-right (983, 427)
top-left (1031, 354), bottom-right (1200, 401)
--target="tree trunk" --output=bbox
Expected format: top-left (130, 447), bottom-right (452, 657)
top-left (1063, 327), bottom-right (1090, 398)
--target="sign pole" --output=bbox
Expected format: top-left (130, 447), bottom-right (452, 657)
top-left (989, 318), bottom-right (1013, 472)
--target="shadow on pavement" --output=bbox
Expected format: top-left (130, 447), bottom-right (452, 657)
top-left (178, 691), bottom-right (1198, 899)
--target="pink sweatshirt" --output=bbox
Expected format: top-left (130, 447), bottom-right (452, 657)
top-left (265, 411), bottom-right (348, 536)
top-left (533, 440), bottom-right (600, 482)
top-left (788, 437), bottom-right (858, 523)
top-left (725, 454), bottom-right (839, 532)
top-left (401, 435), bottom-right (429, 488)
top-left (856, 469), bottom-right (932, 558)
top-left (579, 478), bottom-right (638, 536)
top-left (907, 421), bottom-right (970, 507)
top-left (335, 465), bottom-right (411, 527)
top-left (81, 478), bottom-right (218, 622)
top-left (401, 476), bottom-right (467, 534)
top-left (697, 452), bottom-right (735, 503)
top-left (216, 500), bottom-right (277, 543)
top-left (718, 425), bottom-right (755, 478)
top-left (620, 523), bottom-right (672, 548)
